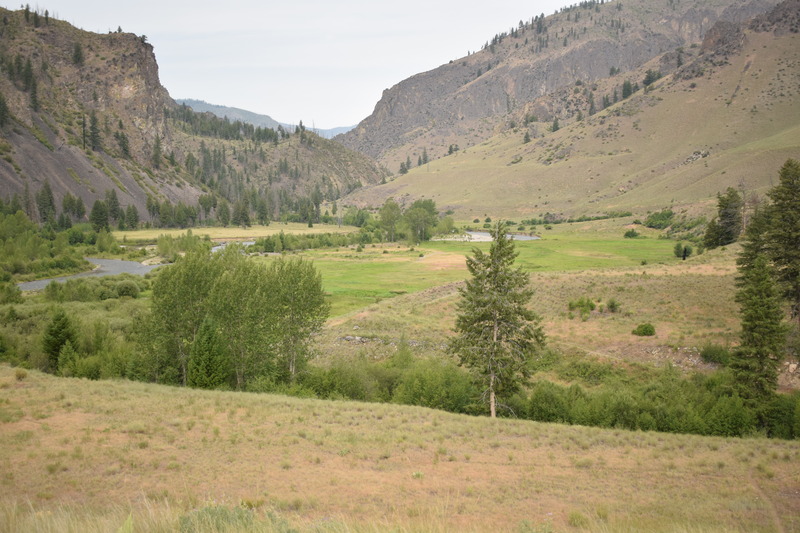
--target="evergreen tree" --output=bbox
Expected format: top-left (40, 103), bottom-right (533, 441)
top-left (151, 135), bottom-right (162, 169)
top-left (57, 340), bottom-right (79, 377)
top-left (187, 318), bottom-right (230, 389)
top-left (765, 159), bottom-right (800, 324)
top-left (736, 205), bottom-right (771, 275)
top-left (622, 79), bottom-right (633, 99)
top-left (72, 42), bottom-right (85, 66)
top-left (0, 92), bottom-right (9, 126)
top-left (217, 199), bottom-right (230, 226)
top-left (705, 187), bottom-right (743, 249)
top-left (125, 204), bottom-right (139, 229)
top-left (89, 111), bottom-right (101, 151)
top-left (89, 199), bottom-right (109, 232)
top-left (42, 308), bottom-right (78, 373)
top-left (449, 222), bottom-right (545, 417)
top-left (35, 181), bottom-right (56, 223)
top-left (105, 189), bottom-right (121, 222)
top-left (730, 255), bottom-right (786, 405)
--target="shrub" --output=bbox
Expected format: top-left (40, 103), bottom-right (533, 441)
top-left (568, 297), bottom-right (596, 320)
top-left (115, 280), bottom-right (140, 298)
top-left (632, 323), bottom-right (656, 336)
top-left (392, 359), bottom-right (478, 414)
top-left (699, 344), bottom-right (731, 366)
top-left (624, 229), bottom-right (639, 238)
top-left (527, 381), bottom-right (569, 422)
top-left (606, 298), bottom-right (620, 313)
top-left (644, 209), bottom-right (674, 229)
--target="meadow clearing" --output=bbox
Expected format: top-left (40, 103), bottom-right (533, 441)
top-left (3, 221), bottom-right (798, 532)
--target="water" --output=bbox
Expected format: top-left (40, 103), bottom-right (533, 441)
top-left (463, 231), bottom-right (540, 242)
top-left (17, 258), bottom-right (162, 291)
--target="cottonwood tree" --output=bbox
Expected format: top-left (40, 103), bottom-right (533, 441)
top-left (269, 257), bottom-right (329, 382)
top-left (208, 252), bottom-right (277, 389)
top-left (449, 221), bottom-right (545, 417)
top-left (148, 250), bottom-right (229, 385)
top-left (379, 198), bottom-right (402, 242)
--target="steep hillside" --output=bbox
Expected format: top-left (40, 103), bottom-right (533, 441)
top-left (344, 1), bottom-right (800, 219)
top-left (0, 7), bottom-right (385, 224)
top-left (337, 0), bottom-right (780, 174)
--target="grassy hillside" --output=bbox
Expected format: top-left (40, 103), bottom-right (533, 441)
top-left (344, 31), bottom-right (800, 219)
top-left (1, 365), bottom-right (799, 532)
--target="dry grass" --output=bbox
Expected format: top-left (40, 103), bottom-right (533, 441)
top-left (1, 366), bottom-right (798, 532)
top-left (114, 222), bottom-right (360, 243)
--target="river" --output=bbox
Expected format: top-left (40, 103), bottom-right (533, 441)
top-left (17, 258), bottom-right (163, 291)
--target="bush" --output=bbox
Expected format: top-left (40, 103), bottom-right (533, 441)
top-left (115, 280), bottom-right (140, 298)
top-left (606, 298), bottom-right (620, 313)
top-left (528, 381), bottom-right (569, 422)
top-left (699, 344), bottom-right (731, 366)
top-left (624, 229), bottom-right (639, 238)
top-left (568, 297), bottom-right (596, 320)
top-left (632, 323), bottom-right (656, 336)
top-left (644, 209), bottom-right (674, 229)
top-left (392, 359), bottom-right (478, 414)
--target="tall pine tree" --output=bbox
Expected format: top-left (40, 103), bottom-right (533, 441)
top-left (449, 222), bottom-right (545, 417)
top-left (730, 255), bottom-right (786, 404)
top-left (766, 159), bottom-right (800, 325)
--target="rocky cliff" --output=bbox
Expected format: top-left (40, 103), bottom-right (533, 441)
top-left (337, 0), bottom-right (781, 171)
top-left (0, 7), bottom-right (385, 224)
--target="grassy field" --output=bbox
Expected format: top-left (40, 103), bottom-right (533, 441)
top-left (113, 222), bottom-right (361, 243)
top-left (1, 366), bottom-right (798, 533)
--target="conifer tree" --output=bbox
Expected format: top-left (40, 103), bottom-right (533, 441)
top-left (730, 255), bottom-right (786, 404)
top-left (450, 222), bottom-right (545, 417)
top-left (89, 111), bottom-right (101, 151)
top-left (187, 318), bottom-right (230, 389)
top-left (42, 308), bottom-right (78, 373)
top-left (765, 159), bottom-right (800, 324)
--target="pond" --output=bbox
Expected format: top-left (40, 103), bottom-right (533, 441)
top-left (436, 231), bottom-right (541, 242)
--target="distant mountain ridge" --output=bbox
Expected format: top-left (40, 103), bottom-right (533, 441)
top-left (176, 99), bottom-right (355, 139)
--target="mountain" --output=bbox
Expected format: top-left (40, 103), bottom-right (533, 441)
top-left (176, 99), bottom-right (286, 130)
top-left (337, 0), bottom-right (781, 170)
top-left (176, 99), bottom-right (355, 139)
top-left (339, 0), bottom-right (799, 219)
top-left (0, 7), bottom-right (385, 224)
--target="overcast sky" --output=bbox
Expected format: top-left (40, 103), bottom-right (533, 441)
top-left (21, 1), bottom-right (569, 128)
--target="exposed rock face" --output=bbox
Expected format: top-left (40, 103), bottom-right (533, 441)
top-left (337, 0), bottom-right (781, 168)
top-left (749, 0), bottom-right (800, 33)
top-left (0, 7), bottom-right (385, 222)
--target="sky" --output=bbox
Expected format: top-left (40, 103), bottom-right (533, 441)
top-left (21, 1), bottom-right (569, 129)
